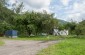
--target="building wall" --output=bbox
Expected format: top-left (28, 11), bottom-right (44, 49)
top-left (53, 29), bottom-right (69, 36)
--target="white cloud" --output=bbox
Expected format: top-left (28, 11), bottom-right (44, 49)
top-left (73, 2), bottom-right (85, 13)
top-left (64, 0), bottom-right (85, 22)
top-left (8, 0), bottom-right (17, 4)
top-left (67, 13), bottom-right (81, 22)
top-left (7, 0), bottom-right (85, 22)
top-left (61, 0), bottom-right (70, 6)
top-left (21, 0), bottom-right (51, 8)
top-left (8, 0), bottom-right (52, 13)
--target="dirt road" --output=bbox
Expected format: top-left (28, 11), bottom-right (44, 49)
top-left (0, 40), bottom-right (59, 55)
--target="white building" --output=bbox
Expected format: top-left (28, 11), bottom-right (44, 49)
top-left (53, 29), bottom-right (69, 36)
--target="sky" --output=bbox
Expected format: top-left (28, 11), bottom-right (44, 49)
top-left (7, 0), bottom-right (85, 22)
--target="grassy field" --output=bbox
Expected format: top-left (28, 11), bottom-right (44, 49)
top-left (37, 37), bottom-right (85, 55)
top-left (0, 35), bottom-right (61, 41)
top-left (0, 41), bottom-right (4, 46)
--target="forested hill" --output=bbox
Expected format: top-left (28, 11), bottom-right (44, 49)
top-left (58, 19), bottom-right (68, 25)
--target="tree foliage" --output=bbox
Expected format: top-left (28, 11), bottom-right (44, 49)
top-left (0, 1), bottom-right (58, 36)
top-left (75, 20), bottom-right (85, 36)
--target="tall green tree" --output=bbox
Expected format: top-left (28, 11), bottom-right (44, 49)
top-left (75, 20), bottom-right (85, 36)
top-left (0, 1), bottom-right (58, 36)
top-left (12, 2), bottom-right (24, 14)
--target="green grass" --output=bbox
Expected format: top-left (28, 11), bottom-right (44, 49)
top-left (37, 37), bottom-right (85, 55)
top-left (1, 35), bottom-right (61, 41)
top-left (0, 41), bottom-right (4, 46)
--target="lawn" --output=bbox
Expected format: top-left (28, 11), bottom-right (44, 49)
top-left (1, 35), bottom-right (61, 41)
top-left (37, 36), bottom-right (85, 55)
top-left (0, 41), bottom-right (4, 46)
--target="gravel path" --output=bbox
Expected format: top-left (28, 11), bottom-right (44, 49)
top-left (0, 40), bottom-right (60, 55)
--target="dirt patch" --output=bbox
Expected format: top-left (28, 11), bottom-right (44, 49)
top-left (0, 40), bottom-right (60, 55)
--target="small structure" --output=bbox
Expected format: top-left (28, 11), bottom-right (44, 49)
top-left (5, 30), bottom-right (18, 38)
top-left (53, 29), bottom-right (69, 36)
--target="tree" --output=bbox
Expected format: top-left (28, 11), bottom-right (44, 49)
top-left (64, 22), bottom-right (77, 34)
top-left (0, 1), bottom-right (58, 37)
top-left (0, 0), bottom-right (15, 35)
top-left (0, 21), bottom-right (12, 34)
top-left (12, 2), bottom-right (24, 14)
top-left (75, 20), bottom-right (85, 36)
top-left (0, 0), bottom-right (6, 6)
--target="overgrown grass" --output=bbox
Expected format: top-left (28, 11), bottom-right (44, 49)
top-left (2, 35), bottom-right (61, 41)
top-left (37, 36), bottom-right (85, 55)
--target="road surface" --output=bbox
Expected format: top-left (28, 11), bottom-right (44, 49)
top-left (0, 40), bottom-right (59, 55)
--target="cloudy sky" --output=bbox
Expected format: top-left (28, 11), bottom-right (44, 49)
top-left (8, 0), bottom-right (85, 22)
